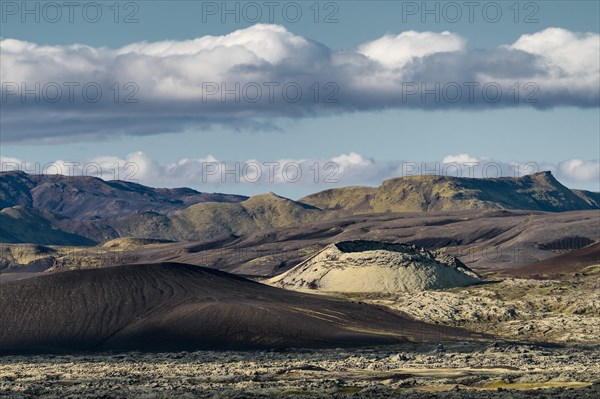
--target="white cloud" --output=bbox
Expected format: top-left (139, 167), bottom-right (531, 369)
top-left (556, 159), bottom-right (600, 182)
top-left (440, 154), bottom-right (600, 188)
top-left (331, 152), bottom-right (372, 169)
top-left (117, 24), bottom-right (316, 64)
top-left (0, 156), bottom-right (23, 166)
top-left (357, 31), bottom-right (466, 68)
top-left (3, 152), bottom-right (598, 194)
top-left (1, 25), bottom-right (599, 142)
top-left (503, 27), bottom-right (600, 94)
top-left (441, 154), bottom-right (481, 164)
top-left (509, 28), bottom-right (599, 79)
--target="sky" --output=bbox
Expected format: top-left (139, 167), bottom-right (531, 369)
top-left (1, 0), bottom-right (599, 198)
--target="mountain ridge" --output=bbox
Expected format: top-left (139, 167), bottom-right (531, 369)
top-left (300, 171), bottom-right (598, 213)
top-left (0, 170), bottom-right (248, 220)
top-left (1, 171), bottom-right (598, 245)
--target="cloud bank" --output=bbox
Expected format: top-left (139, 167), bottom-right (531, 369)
top-left (2, 153), bottom-right (598, 195)
top-left (1, 25), bottom-right (599, 142)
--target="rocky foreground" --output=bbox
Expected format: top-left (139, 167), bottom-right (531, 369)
top-left (1, 342), bottom-right (599, 398)
top-left (357, 267), bottom-right (600, 344)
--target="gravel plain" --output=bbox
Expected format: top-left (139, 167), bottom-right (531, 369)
top-left (1, 342), bottom-right (599, 398)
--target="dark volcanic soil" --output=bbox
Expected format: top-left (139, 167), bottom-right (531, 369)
top-left (96, 209), bottom-right (600, 276)
top-left (507, 242), bottom-right (600, 278)
top-left (0, 263), bottom-right (480, 353)
top-left (2, 210), bottom-right (598, 281)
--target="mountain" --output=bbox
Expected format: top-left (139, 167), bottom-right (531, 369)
top-left (107, 192), bottom-right (323, 241)
top-left (300, 172), bottom-right (599, 213)
top-left (0, 171), bottom-right (247, 220)
top-left (0, 263), bottom-right (477, 353)
top-left (1, 171), bottom-right (598, 246)
top-left (0, 206), bottom-right (94, 245)
top-left (573, 189), bottom-right (600, 208)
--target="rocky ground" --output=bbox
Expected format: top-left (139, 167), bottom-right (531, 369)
top-left (1, 342), bottom-right (599, 398)
top-left (2, 272), bottom-right (599, 398)
top-left (353, 266), bottom-right (600, 344)
top-left (2, 244), bottom-right (598, 397)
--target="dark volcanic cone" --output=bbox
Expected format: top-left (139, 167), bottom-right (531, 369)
top-left (0, 263), bottom-right (482, 353)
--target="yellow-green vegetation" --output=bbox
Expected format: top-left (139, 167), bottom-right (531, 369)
top-left (483, 380), bottom-right (592, 390)
top-left (0, 244), bottom-right (56, 265)
top-left (112, 193), bottom-right (324, 241)
top-left (300, 172), bottom-right (593, 213)
top-left (583, 264), bottom-right (600, 275)
top-left (100, 237), bottom-right (172, 250)
top-left (1, 238), bottom-right (172, 272)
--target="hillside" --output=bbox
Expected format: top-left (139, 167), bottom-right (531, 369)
top-left (0, 206), bottom-right (94, 245)
top-left (0, 171), bottom-right (247, 220)
top-left (506, 242), bottom-right (600, 278)
top-left (3, 209), bottom-right (598, 278)
top-left (0, 263), bottom-right (475, 353)
top-left (108, 192), bottom-right (323, 241)
top-left (300, 172), bottom-right (599, 213)
top-left (573, 189), bottom-right (600, 208)
top-left (131, 209), bottom-right (599, 275)
top-left (1, 171), bottom-right (598, 246)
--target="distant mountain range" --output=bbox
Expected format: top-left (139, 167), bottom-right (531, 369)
top-left (0, 171), bottom-right (247, 220)
top-left (1, 170), bottom-right (598, 245)
top-left (300, 172), bottom-right (600, 213)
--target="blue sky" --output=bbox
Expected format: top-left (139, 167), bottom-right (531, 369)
top-left (1, 1), bottom-right (599, 197)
